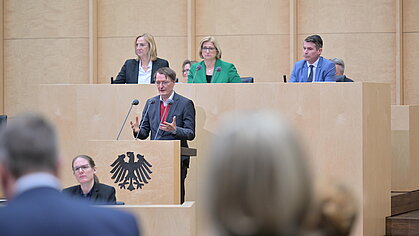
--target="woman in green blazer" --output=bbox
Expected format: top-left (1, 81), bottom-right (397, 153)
top-left (188, 36), bottom-right (241, 83)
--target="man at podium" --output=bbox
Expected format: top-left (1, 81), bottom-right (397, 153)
top-left (130, 67), bottom-right (196, 203)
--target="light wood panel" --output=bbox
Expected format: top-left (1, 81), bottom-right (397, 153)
top-left (74, 140), bottom-right (181, 205)
top-left (196, 0), bottom-right (289, 35)
top-left (297, 0), bottom-right (395, 33)
top-left (118, 202), bottom-right (196, 236)
top-left (3, 39), bottom-right (89, 114)
top-left (0, 0), bottom-right (4, 114)
top-left (403, 0), bottom-right (419, 32)
top-left (392, 105), bottom-right (419, 191)
top-left (97, 0), bottom-right (187, 37)
top-left (362, 83), bottom-right (391, 236)
top-left (403, 33), bottom-right (419, 104)
top-left (4, 0), bottom-right (88, 38)
top-left (32, 83), bottom-right (390, 236)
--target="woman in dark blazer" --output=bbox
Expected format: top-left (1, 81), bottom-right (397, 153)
top-left (114, 33), bottom-right (169, 84)
top-left (63, 155), bottom-right (116, 205)
top-left (188, 36), bottom-right (241, 83)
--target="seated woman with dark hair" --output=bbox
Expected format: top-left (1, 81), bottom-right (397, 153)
top-left (63, 155), bottom-right (116, 205)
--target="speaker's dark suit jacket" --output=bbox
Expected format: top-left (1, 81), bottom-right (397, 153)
top-left (135, 92), bottom-right (195, 161)
top-left (0, 187), bottom-right (139, 236)
top-left (114, 58), bottom-right (169, 84)
top-left (290, 56), bottom-right (336, 82)
top-left (62, 182), bottom-right (116, 205)
top-left (135, 92), bottom-right (195, 203)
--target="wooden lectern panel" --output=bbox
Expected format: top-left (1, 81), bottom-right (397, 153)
top-left (31, 83), bottom-right (390, 236)
top-left (66, 140), bottom-right (181, 205)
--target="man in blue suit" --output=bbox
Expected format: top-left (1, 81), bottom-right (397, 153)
top-left (130, 67), bottom-right (195, 204)
top-left (290, 35), bottom-right (336, 83)
top-left (0, 114), bottom-right (140, 236)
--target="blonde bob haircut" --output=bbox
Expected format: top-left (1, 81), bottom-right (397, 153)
top-left (135, 33), bottom-right (158, 61)
top-left (199, 36), bottom-right (222, 59)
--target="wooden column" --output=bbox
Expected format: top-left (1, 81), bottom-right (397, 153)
top-left (89, 0), bottom-right (98, 84)
top-left (289, 0), bottom-right (298, 73)
top-left (395, 0), bottom-right (403, 105)
top-left (187, 0), bottom-right (196, 60)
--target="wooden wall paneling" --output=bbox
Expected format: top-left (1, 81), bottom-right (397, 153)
top-left (391, 105), bottom-right (419, 191)
top-left (297, 0), bottom-right (395, 34)
top-left (403, 0), bottom-right (419, 32)
top-left (289, 0), bottom-right (297, 73)
top-left (362, 83), bottom-right (391, 236)
top-left (297, 0), bottom-right (397, 104)
top-left (89, 0), bottom-right (98, 84)
top-left (195, 0), bottom-right (289, 82)
top-left (187, 0), bottom-right (196, 61)
top-left (403, 34), bottom-right (419, 105)
top-left (195, 0), bottom-right (289, 36)
top-left (0, 0), bottom-right (3, 199)
top-left (3, 0), bottom-right (90, 115)
top-left (0, 0), bottom-right (3, 114)
top-left (32, 83), bottom-right (390, 236)
top-left (4, 0), bottom-right (88, 38)
top-left (396, 0), bottom-right (403, 105)
top-left (3, 39), bottom-right (89, 114)
top-left (402, 0), bottom-right (419, 105)
top-left (98, 0), bottom-right (187, 38)
top-left (97, 0), bottom-right (188, 83)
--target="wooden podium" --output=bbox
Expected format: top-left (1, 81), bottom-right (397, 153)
top-left (77, 140), bottom-right (187, 205)
top-left (32, 83), bottom-right (390, 236)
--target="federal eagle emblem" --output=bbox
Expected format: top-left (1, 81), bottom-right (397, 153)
top-left (110, 151), bottom-right (153, 191)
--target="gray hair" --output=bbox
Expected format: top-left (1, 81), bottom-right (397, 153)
top-left (329, 57), bottom-right (345, 74)
top-left (0, 113), bottom-right (59, 178)
top-left (206, 111), bottom-right (312, 236)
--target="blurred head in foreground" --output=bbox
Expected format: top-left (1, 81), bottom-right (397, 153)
top-left (206, 111), bottom-right (356, 236)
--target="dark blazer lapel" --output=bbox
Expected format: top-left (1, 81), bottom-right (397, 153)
top-left (151, 96), bottom-right (161, 139)
top-left (75, 185), bottom-right (83, 196)
top-left (90, 183), bottom-right (100, 201)
top-left (133, 59), bottom-right (139, 83)
top-left (166, 93), bottom-right (178, 123)
top-left (151, 60), bottom-right (157, 83)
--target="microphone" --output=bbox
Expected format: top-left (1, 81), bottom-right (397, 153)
top-left (191, 64), bottom-right (202, 83)
top-left (116, 99), bottom-right (140, 140)
top-left (154, 99), bottom-right (174, 140)
top-left (135, 99), bottom-right (156, 140)
top-left (211, 66), bottom-right (222, 82)
top-left (132, 99), bottom-right (139, 105)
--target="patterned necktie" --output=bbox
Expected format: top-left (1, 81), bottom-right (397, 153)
top-left (307, 65), bottom-right (314, 82)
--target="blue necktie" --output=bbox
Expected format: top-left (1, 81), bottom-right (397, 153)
top-left (307, 65), bottom-right (314, 82)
